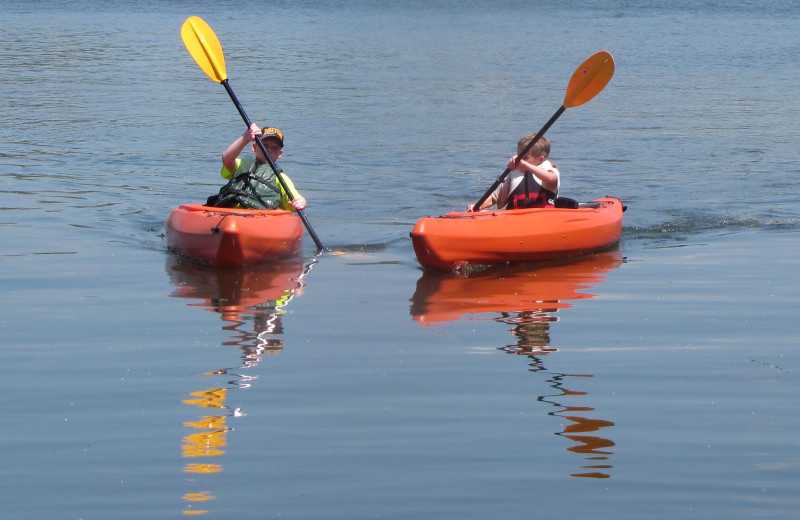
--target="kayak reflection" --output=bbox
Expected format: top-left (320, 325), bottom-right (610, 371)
top-left (167, 255), bottom-right (311, 349)
top-left (165, 255), bottom-right (313, 515)
top-left (411, 251), bottom-right (623, 325)
top-left (410, 251), bottom-right (623, 478)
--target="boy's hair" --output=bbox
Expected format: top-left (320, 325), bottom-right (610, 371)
top-left (517, 134), bottom-right (551, 159)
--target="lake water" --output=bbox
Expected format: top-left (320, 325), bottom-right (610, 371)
top-left (1, 0), bottom-right (799, 518)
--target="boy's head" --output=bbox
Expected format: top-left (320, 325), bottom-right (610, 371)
top-left (254, 127), bottom-right (284, 160)
top-left (517, 134), bottom-right (551, 164)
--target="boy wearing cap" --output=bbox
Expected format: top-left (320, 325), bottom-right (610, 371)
top-left (209, 123), bottom-right (307, 210)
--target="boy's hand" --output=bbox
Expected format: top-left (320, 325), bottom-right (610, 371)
top-left (289, 196), bottom-right (307, 210)
top-left (245, 123), bottom-right (262, 142)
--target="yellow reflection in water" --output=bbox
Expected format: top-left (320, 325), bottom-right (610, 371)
top-left (184, 463), bottom-right (223, 473)
top-left (167, 256), bottom-right (312, 516)
top-left (182, 490), bottom-right (213, 515)
top-left (182, 389), bottom-right (230, 463)
top-left (181, 386), bottom-right (230, 517)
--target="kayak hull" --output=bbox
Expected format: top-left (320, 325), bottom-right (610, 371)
top-left (166, 204), bottom-right (303, 267)
top-left (410, 197), bottom-right (624, 270)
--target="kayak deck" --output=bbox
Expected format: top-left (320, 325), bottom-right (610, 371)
top-left (165, 204), bottom-right (303, 267)
top-left (410, 197), bottom-right (624, 270)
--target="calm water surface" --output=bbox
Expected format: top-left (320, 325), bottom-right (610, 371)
top-left (1, 1), bottom-right (799, 518)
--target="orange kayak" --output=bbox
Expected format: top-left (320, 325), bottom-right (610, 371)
top-left (410, 197), bottom-right (624, 270)
top-left (165, 204), bottom-right (303, 266)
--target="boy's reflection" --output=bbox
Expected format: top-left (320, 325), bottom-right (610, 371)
top-left (412, 252), bottom-right (622, 478)
top-left (166, 256), bottom-right (314, 514)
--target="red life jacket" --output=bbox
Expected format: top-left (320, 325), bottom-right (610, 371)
top-left (505, 171), bottom-right (556, 210)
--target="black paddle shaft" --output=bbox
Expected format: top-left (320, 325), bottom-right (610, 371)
top-left (471, 105), bottom-right (566, 211)
top-left (220, 80), bottom-right (324, 251)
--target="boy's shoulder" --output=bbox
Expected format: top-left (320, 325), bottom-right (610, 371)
top-left (222, 157), bottom-right (248, 179)
top-left (236, 157), bottom-right (255, 170)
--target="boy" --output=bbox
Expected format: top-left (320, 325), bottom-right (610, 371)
top-left (209, 123), bottom-right (307, 211)
top-left (468, 135), bottom-right (560, 211)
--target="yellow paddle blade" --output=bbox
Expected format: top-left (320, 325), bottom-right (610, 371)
top-left (563, 50), bottom-right (615, 108)
top-left (181, 16), bottom-right (227, 82)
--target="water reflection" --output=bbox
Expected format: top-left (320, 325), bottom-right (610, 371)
top-left (166, 255), bottom-right (313, 515)
top-left (411, 252), bottom-right (623, 478)
top-left (521, 358), bottom-right (616, 478)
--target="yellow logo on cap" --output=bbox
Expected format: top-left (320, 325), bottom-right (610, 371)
top-left (261, 127), bottom-right (283, 143)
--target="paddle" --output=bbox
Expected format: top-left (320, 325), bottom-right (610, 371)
top-left (181, 16), bottom-right (324, 251)
top-left (471, 50), bottom-right (615, 211)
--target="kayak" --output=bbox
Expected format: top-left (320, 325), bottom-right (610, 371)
top-left (165, 204), bottom-right (303, 266)
top-left (410, 197), bottom-right (624, 270)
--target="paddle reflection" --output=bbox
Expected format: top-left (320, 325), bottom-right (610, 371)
top-left (410, 252), bottom-right (623, 478)
top-left (166, 255), bottom-right (313, 515)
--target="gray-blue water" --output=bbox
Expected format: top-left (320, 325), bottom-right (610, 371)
top-left (2, 1), bottom-right (799, 518)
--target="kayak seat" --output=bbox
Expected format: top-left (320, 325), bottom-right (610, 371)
top-left (555, 197), bottom-right (579, 209)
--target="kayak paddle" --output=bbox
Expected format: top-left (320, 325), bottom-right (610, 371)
top-left (181, 16), bottom-right (325, 251)
top-left (472, 50), bottom-right (615, 211)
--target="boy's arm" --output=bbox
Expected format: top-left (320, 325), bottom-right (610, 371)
top-left (278, 173), bottom-right (307, 211)
top-left (468, 193), bottom-right (496, 212)
top-left (520, 160), bottom-right (558, 192)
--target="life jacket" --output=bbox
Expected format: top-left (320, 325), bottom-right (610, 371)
top-left (212, 161), bottom-right (283, 210)
top-left (505, 171), bottom-right (556, 210)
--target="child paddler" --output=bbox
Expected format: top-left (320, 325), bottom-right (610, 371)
top-left (467, 135), bottom-right (560, 211)
top-left (207, 123), bottom-right (307, 211)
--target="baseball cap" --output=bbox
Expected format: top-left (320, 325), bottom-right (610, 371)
top-left (260, 127), bottom-right (284, 147)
